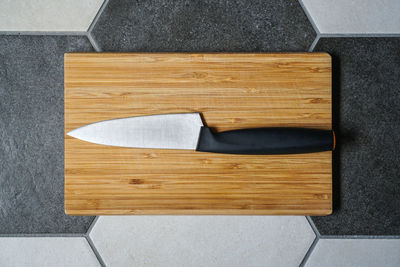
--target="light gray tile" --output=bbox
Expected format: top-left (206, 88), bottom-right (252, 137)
top-left (0, 0), bottom-right (104, 31)
top-left (90, 216), bottom-right (315, 267)
top-left (306, 239), bottom-right (400, 267)
top-left (0, 237), bottom-right (100, 266)
top-left (301, 0), bottom-right (400, 34)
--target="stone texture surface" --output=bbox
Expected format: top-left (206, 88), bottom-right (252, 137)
top-left (0, 3), bottom-right (399, 266)
top-left (0, 0), bottom-right (104, 32)
top-left (92, 0), bottom-right (316, 52)
top-left (90, 216), bottom-right (315, 267)
top-left (306, 239), bottom-right (400, 267)
top-left (0, 237), bottom-right (100, 266)
top-left (301, 0), bottom-right (400, 34)
top-left (311, 38), bottom-right (400, 235)
top-left (0, 35), bottom-right (95, 233)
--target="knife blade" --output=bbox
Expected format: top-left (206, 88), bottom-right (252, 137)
top-left (67, 113), bottom-right (335, 154)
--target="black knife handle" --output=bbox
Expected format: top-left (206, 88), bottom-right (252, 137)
top-left (196, 127), bottom-right (335, 154)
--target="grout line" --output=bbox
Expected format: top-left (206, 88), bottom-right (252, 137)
top-left (320, 235), bottom-right (400, 239)
top-left (319, 33), bottom-right (400, 38)
top-left (0, 31), bottom-right (86, 36)
top-left (86, 0), bottom-right (109, 52)
top-left (86, 216), bottom-right (100, 236)
top-left (87, 0), bottom-right (110, 33)
top-left (87, 32), bottom-right (102, 52)
top-left (306, 216), bottom-right (321, 238)
top-left (0, 233), bottom-right (85, 237)
top-left (299, 216), bottom-right (321, 266)
top-left (299, 234), bottom-right (319, 267)
top-left (308, 34), bottom-right (320, 52)
top-left (298, 0), bottom-right (320, 35)
top-left (85, 235), bottom-right (106, 267)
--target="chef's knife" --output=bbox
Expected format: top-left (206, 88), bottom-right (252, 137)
top-left (67, 113), bottom-right (335, 154)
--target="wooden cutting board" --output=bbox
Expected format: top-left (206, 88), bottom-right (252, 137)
top-left (64, 53), bottom-right (332, 215)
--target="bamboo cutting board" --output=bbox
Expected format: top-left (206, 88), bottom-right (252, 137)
top-left (64, 53), bottom-right (332, 215)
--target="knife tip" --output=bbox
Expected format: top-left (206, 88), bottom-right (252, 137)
top-left (66, 129), bottom-right (77, 138)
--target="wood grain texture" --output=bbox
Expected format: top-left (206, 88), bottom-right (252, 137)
top-left (64, 53), bottom-right (332, 215)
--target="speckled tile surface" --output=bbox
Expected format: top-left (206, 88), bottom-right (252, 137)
top-left (0, 35), bottom-right (95, 233)
top-left (311, 38), bottom-right (400, 235)
top-left (91, 0), bottom-right (316, 52)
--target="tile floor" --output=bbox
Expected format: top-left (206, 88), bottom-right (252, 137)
top-left (90, 216), bottom-right (315, 266)
top-left (0, 0), bottom-right (399, 266)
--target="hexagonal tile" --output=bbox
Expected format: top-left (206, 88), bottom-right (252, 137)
top-left (0, 0), bottom-right (104, 31)
top-left (305, 239), bottom-right (400, 267)
top-left (0, 237), bottom-right (100, 266)
top-left (92, 0), bottom-right (316, 52)
top-left (90, 216), bottom-right (315, 266)
top-left (0, 35), bottom-right (95, 233)
top-left (301, 0), bottom-right (400, 34)
top-left (311, 38), bottom-right (400, 235)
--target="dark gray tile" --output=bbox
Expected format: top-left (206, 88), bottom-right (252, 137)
top-left (0, 35), bottom-right (95, 233)
top-left (92, 0), bottom-right (316, 52)
top-left (311, 38), bottom-right (400, 235)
